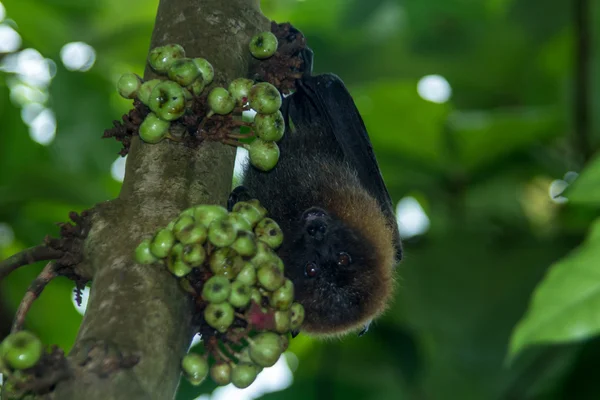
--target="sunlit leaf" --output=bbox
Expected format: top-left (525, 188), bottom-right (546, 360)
top-left (563, 154), bottom-right (600, 206)
top-left (509, 219), bottom-right (600, 360)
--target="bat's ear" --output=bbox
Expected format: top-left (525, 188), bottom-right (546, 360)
top-left (299, 47), bottom-right (314, 77)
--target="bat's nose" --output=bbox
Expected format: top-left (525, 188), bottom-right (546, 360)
top-left (306, 221), bottom-right (327, 241)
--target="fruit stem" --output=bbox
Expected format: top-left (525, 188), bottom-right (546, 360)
top-left (227, 132), bottom-right (255, 140)
top-left (12, 262), bottom-right (58, 332)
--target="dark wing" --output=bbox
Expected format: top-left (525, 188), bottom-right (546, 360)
top-left (288, 73), bottom-right (402, 262)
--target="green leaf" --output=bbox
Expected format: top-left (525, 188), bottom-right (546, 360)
top-left (563, 154), bottom-right (600, 205)
top-left (509, 219), bottom-right (600, 360)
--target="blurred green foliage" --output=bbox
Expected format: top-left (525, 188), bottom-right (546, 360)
top-left (1, 0), bottom-right (600, 399)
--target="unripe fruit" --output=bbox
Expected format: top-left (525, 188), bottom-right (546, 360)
top-left (182, 87), bottom-right (193, 101)
top-left (117, 73), bottom-right (141, 99)
top-left (229, 281), bottom-right (251, 308)
top-left (148, 44), bottom-right (185, 73)
top-left (273, 310), bottom-right (291, 333)
top-left (280, 334), bottom-right (289, 351)
top-left (210, 362), bottom-right (232, 386)
top-left (207, 87), bottom-right (235, 115)
top-left (228, 78), bottom-right (254, 105)
top-left (135, 238), bottom-right (158, 264)
top-left (172, 215), bottom-right (194, 237)
top-left (290, 302), bottom-right (305, 330)
top-left (177, 223), bottom-right (208, 245)
top-left (150, 228), bottom-right (176, 258)
top-left (247, 199), bottom-right (268, 219)
top-left (0, 331), bottom-right (43, 370)
top-left (181, 243), bottom-right (206, 267)
top-left (193, 205), bottom-right (228, 227)
top-left (249, 332), bottom-right (283, 368)
top-left (209, 248), bottom-right (244, 278)
top-left (231, 363), bottom-right (259, 388)
top-left (249, 31), bottom-right (278, 59)
top-left (253, 111), bottom-right (285, 142)
top-left (167, 244), bottom-right (192, 277)
top-left (249, 242), bottom-right (277, 267)
top-left (149, 81), bottom-right (186, 121)
top-left (139, 112), bottom-right (170, 144)
top-left (202, 276), bottom-right (231, 303)
top-left (181, 353), bottom-right (209, 386)
top-left (249, 82), bottom-right (281, 114)
top-left (269, 279), bottom-right (294, 310)
top-left (236, 262), bottom-right (257, 286)
top-left (204, 302), bottom-right (235, 333)
top-left (137, 79), bottom-right (161, 105)
top-left (190, 77), bottom-right (206, 96)
top-left (179, 278), bottom-right (196, 295)
top-left (232, 201), bottom-right (264, 227)
top-left (231, 232), bottom-right (257, 257)
top-left (226, 213), bottom-right (252, 232)
top-left (254, 217), bottom-right (284, 249)
top-left (167, 58), bottom-right (201, 87)
top-left (192, 58), bottom-right (214, 85)
top-left (250, 288), bottom-right (262, 305)
top-left (257, 263), bottom-right (285, 291)
top-left (208, 219), bottom-right (238, 247)
top-left (244, 139), bottom-right (280, 172)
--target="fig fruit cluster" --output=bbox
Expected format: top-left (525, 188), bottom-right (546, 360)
top-left (211, 78), bottom-right (284, 172)
top-left (117, 44), bottom-right (214, 144)
top-left (134, 200), bottom-right (305, 389)
top-left (116, 36), bottom-right (285, 172)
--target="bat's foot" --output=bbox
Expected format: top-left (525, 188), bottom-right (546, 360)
top-left (358, 322), bottom-right (371, 337)
top-left (227, 186), bottom-right (251, 211)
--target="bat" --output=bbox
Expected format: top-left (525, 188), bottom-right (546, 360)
top-left (230, 70), bottom-right (402, 337)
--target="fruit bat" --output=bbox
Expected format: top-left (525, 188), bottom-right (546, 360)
top-left (230, 68), bottom-right (402, 337)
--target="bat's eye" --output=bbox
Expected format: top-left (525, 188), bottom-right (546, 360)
top-left (305, 262), bottom-right (318, 278)
top-left (337, 252), bottom-right (352, 267)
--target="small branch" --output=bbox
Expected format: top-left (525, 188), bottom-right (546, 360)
top-left (11, 262), bottom-right (58, 332)
top-left (0, 245), bottom-right (63, 281)
top-left (227, 132), bottom-right (255, 140)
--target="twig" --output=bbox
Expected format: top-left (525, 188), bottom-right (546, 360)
top-left (0, 245), bottom-right (63, 281)
top-left (11, 262), bottom-right (58, 332)
top-left (227, 132), bottom-right (255, 140)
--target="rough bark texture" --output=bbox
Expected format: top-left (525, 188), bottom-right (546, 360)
top-left (50, 1), bottom-right (269, 399)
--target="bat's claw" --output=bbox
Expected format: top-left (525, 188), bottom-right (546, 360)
top-left (358, 322), bottom-right (371, 337)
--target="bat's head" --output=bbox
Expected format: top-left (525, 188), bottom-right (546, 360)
top-left (281, 199), bottom-right (397, 337)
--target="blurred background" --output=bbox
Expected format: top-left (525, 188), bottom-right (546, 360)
top-left (1, 0), bottom-right (600, 399)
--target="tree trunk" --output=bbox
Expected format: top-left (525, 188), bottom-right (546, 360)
top-left (50, 1), bottom-right (269, 398)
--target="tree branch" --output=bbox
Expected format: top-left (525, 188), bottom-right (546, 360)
top-left (49, 1), bottom-right (269, 399)
top-left (11, 262), bottom-right (58, 332)
top-left (0, 245), bottom-right (63, 281)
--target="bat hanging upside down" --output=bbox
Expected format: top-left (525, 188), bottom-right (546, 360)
top-left (229, 64), bottom-right (402, 338)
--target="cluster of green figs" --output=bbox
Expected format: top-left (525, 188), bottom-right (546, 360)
top-left (116, 31), bottom-right (284, 171)
top-left (134, 199), bottom-right (304, 388)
